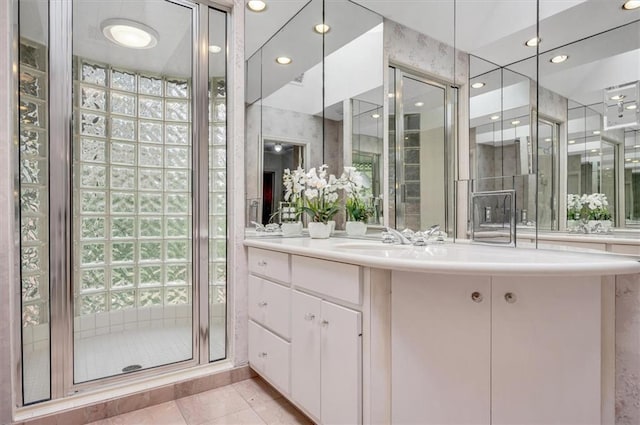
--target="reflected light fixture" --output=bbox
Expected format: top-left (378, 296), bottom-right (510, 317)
top-left (550, 54), bottom-right (568, 64)
top-left (634, 160), bottom-right (640, 163)
top-left (611, 94), bottom-right (625, 101)
top-left (101, 19), bottom-right (158, 49)
top-left (314, 24), bottom-right (330, 34)
top-left (274, 143), bottom-right (283, 153)
top-left (591, 149), bottom-right (598, 153)
top-left (593, 130), bottom-right (601, 135)
top-left (490, 115), bottom-right (500, 120)
top-left (626, 104), bottom-right (637, 110)
top-left (635, 144), bottom-right (640, 148)
top-left (247, 0), bottom-right (267, 12)
top-left (525, 37), bottom-right (541, 47)
top-left (471, 82), bottom-right (485, 89)
top-left (371, 113), bottom-right (380, 119)
top-left (544, 138), bottom-right (552, 142)
top-left (511, 120), bottom-right (520, 125)
top-left (388, 93), bottom-right (395, 98)
top-left (276, 56), bottom-right (292, 65)
top-left (622, 0), bottom-right (640, 10)
top-left (414, 101), bottom-right (424, 107)
top-left (626, 158), bottom-right (632, 161)
top-left (209, 45), bottom-right (222, 54)
top-left (568, 140), bottom-right (575, 144)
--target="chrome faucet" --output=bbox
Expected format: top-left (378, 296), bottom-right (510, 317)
top-left (382, 227), bottom-right (414, 245)
top-left (425, 224), bottom-right (440, 238)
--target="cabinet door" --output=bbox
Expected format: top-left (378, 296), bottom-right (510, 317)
top-left (291, 290), bottom-right (322, 420)
top-left (492, 276), bottom-right (601, 425)
top-left (321, 301), bottom-right (362, 425)
top-left (262, 326), bottom-right (291, 395)
top-left (248, 320), bottom-right (265, 373)
top-left (391, 272), bottom-right (491, 425)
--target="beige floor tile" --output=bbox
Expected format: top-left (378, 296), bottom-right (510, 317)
top-left (201, 408), bottom-right (267, 425)
top-left (94, 401), bottom-right (187, 425)
top-left (176, 386), bottom-right (251, 425)
top-left (232, 378), bottom-right (283, 407)
top-left (252, 398), bottom-right (313, 425)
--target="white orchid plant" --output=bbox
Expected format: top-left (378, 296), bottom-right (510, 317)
top-left (567, 193), bottom-right (612, 221)
top-left (282, 165), bottom-right (373, 224)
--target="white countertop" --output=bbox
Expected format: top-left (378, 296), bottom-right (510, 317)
top-left (244, 236), bottom-right (640, 277)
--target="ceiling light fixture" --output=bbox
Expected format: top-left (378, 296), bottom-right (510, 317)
top-left (490, 115), bottom-right (500, 120)
top-left (274, 143), bottom-right (283, 153)
top-left (626, 158), bottom-right (632, 161)
top-left (208, 45), bottom-right (222, 54)
top-left (593, 130), bottom-right (601, 135)
top-left (525, 37), bottom-right (541, 47)
top-left (388, 93), bottom-right (395, 98)
top-left (414, 101), bottom-right (424, 107)
top-left (471, 82), bottom-right (485, 89)
top-left (626, 104), bottom-right (637, 110)
top-left (544, 138), bottom-right (551, 142)
top-left (635, 144), bottom-right (640, 148)
top-left (568, 140), bottom-right (576, 144)
top-left (371, 113), bottom-right (380, 119)
top-left (511, 120), bottom-right (520, 125)
top-left (247, 0), bottom-right (267, 12)
top-left (633, 159), bottom-right (640, 163)
top-left (622, 0), bottom-right (640, 10)
top-left (101, 19), bottom-right (158, 49)
top-left (611, 94), bottom-right (626, 101)
top-left (314, 23), bottom-right (331, 34)
top-left (275, 56), bottom-right (292, 65)
top-left (550, 54), bottom-right (568, 64)
top-left (591, 149), bottom-right (598, 153)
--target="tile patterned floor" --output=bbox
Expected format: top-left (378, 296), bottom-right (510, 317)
top-left (86, 377), bottom-right (313, 425)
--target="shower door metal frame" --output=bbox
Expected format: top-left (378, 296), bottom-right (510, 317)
top-left (391, 65), bottom-right (457, 232)
top-left (33, 0), bottom-right (231, 401)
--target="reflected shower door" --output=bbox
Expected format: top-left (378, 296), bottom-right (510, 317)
top-left (537, 119), bottom-right (559, 230)
top-left (395, 72), bottom-right (446, 231)
top-left (72, 0), bottom-right (194, 382)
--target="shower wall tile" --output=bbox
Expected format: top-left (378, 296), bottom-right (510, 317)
top-left (616, 273), bottom-right (640, 425)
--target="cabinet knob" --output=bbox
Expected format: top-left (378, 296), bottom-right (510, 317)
top-left (304, 313), bottom-right (316, 321)
top-left (257, 260), bottom-right (267, 267)
top-left (321, 320), bottom-right (329, 327)
top-left (258, 352), bottom-right (268, 358)
top-left (471, 291), bottom-right (483, 303)
top-left (258, 301), bottom-right (268, 307)
top-left (504, 292), bottom-right (517, 304)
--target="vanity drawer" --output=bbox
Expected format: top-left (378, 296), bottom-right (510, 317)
top-left (248, 275), bottom-right (291, 339)
top-left (292, 255), bottom-right (361, 305)
top-left (249, 320), bottom-right (291, 395)
top-left (248, 248), bottom-right (290, 283)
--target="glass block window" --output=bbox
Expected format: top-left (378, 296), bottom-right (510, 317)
top-left (74, 58), bottom-right (192, 315)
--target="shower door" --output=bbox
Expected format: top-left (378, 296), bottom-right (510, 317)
top-left (391, 67), bottom-right (455, 232)
top-left (18, 0), bottom-right (228, 404)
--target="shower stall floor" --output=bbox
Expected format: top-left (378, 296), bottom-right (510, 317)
top-left (23, 323), bottom-right (226, 404)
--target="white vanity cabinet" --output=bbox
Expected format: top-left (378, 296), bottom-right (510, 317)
top-left (247, 248), bottom-right (292, 395)
top-left (291, 290), bottom-right (361, 425)
top-left (392, 271), bottom-right (602, 425)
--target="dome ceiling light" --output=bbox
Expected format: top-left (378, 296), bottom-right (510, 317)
top-left (314, 24), bottom-right (331, 34)
top-left (622, 1), bottom-right (640, 10)
top-left (275, 56), bottom-right (292, 65)
top-left (471, 82), bottom-right (485, 89)
top-left (550, 54), bottom-right (568, 64)
top-left (209, 45), bottom-right (222, 54)
top-left (247, 1), bottom-right (267, 12)
top-left (101, 19), bottom-right (158, 49)
top-left (525, 37), bottom-right (541, 47)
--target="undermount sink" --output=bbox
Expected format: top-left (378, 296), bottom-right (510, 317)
top-left (334, 242), bottom-right (414, 250)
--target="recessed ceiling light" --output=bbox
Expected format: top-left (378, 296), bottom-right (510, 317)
top-left (490, 115), bottom-right (500, 120)
top-left (274, 143), bottom-right (282, 152)
top-left (275, 56), bottom-right (292, 65)
top-left (622, 0), bottom-right (640, 10)
top-left (593, 130), bottom-right (601, 135)
top-left (414, 101), bottom-right (424, 107)
top-left (208, 45), bottom-right (222, 54)
top-left (591, 149), bottom-right (598, 153)
top-left (550, 54), bottom-right (568, 64)
top-left (314, 23), bottom-right (330, 34)
top-left (388, 93), bottom-right (394, 98)
top-left (633, 159), bottom-right (640, 163)
top-left (544, 138), bottom-right (551, 142)
top-left (611, 94), bottom-right (626, 101)
top-left (635, 144), bottom-right (640, 148)
top-left (525, 37), bottom-right (541, 47)
top-left (471, 82), bottom-right (485, 89)
top-left (101, 19), bottom-right (158, 49)
top-left (568, 140), bottom-right (575, 144)
top-left (626, 158), bottom-right (632, 161)
top-left (626, 104), bottom-right (637, 110)
top-left (371, 113), bottom-right (380, 119)
top-left (511, 120), bottom-right (520, 125)
top-left (247, 0), bottom-right (267, 12)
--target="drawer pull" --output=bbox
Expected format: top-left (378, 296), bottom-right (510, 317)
top-left (304, 313), bottom-right (316, 321)
top-left (471, 291), bottom-right (483, 303)
top-left (258, 301), bottom-right (268, 307)
top-left (321, 320), bottom-right (329, 327)
top-left (257, 260), bottom-right (267, 267)
top-left (258, 352), bottom-right (268, 358)
top-left (504, 292), bottom-right (517, 304)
